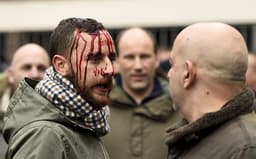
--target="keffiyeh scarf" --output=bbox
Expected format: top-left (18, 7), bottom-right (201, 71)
top-left (35, 66), bottom-right (110, 137)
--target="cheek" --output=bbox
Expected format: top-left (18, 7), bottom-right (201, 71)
top-left (38, 71), bottom-right (45, 76)
top-left (169, 69), bottom-right (180, 88)
top-left (15, 73), bottom-right (25, 83)
top-left (21, 71), bottom-right (31, 77)
top-left (119, 60), bottom-right (132, 70)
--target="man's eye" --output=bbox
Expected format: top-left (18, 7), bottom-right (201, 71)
top-left (21, 65), bottom-right (32, 71)
top-left (141, 54), bottom-right (151, 59)
top-left (124, 55), bottom-right (134, 60)
top-left (37, 65), bottom-right (47, 72)
top-left (90, 58), bottom-right (100, 63)
top-left (89, 55), bottom-right (101, 63)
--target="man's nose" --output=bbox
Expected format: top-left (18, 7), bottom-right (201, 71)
top-left (134, 57), bottom-right (143, 70)
top-left (103, 58), bottom-right (114, 76)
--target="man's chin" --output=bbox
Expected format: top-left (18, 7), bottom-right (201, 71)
top-left (130, 81), bottom-right (148, 89)
top-left (89, 94), bottom-right (109, 109)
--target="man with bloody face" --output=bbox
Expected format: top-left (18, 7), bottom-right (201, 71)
top-left (3, 18), bottom-right (116, 159)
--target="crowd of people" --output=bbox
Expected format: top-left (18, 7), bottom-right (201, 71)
top-left (0, 18), bottom-right (256, 159)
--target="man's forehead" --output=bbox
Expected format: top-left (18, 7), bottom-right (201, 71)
top-left (77, 30), bottom-right (115, 54)
top-left (78, 31), bottom-right (112, 42)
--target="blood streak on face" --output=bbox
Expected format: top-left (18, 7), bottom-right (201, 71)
top-left (102, 30), bottom-right (114, 55)
top-left (69, 29), bottom-right (115, 90)
top-left (82, 33), bottom-right (98, 87)
top-left (93, 63), bottom-right (108, 77)
top-left (101, 30), bottom-right (115, 75)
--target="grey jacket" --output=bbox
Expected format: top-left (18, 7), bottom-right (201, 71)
top-left (3, 78), bottom-right (109, 159)
top-left (166, 88), bottom-right (256, 159)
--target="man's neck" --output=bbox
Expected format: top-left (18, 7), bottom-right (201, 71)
top-left (124, 85), bottom-right (153, 105)
top-left (183, 85), bottom-right (243, 122)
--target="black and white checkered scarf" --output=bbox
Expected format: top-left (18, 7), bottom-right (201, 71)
top-left (35, 66), bottom-right (110, 137)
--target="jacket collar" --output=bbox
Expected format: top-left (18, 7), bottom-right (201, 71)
top-left (114, 74), bottom-right (163, 105)
top-left (165, 88), bottom-right (254, 145)
top-left (111, 74), bottom-right (173, 121)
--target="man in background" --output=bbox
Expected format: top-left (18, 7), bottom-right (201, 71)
top-left (0, 43), bottom-right (50, 158)
top-left (1, 43), bottom-right (50, 112)
top-left (245, 53), bottom-right (256, 111)
top-left (103, 27), bottom-right (180, 159)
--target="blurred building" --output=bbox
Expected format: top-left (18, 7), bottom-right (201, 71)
top-left (0, 0), bottom-right (256, 63)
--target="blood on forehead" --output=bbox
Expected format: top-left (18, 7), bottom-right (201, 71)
top-left (99, 30), bottom-right (116, 54)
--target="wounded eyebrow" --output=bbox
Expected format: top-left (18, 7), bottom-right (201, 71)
top-left (87, 52), bottom-right (101, 59)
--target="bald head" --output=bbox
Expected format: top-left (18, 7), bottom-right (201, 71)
top-left (8, 43), bottom-right (50, 92)
top-left (173, 22), bottom-right (248, 83)
top-left (117, 27), bottom-right (156, 55)
top-left (169, 23), bottom-right (249, 122)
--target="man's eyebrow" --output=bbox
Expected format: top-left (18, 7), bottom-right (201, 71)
top-left (87, 52), bottom-right (101, 58)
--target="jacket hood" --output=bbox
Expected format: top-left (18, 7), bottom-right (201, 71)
top-left (3, 78), bottom-right (70, 143)
top-left (165, 87), bottom-right (254, 145)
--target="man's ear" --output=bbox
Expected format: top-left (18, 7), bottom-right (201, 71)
top-left (52, 55), bottom-right (71, 76)
top-left (183, 60), bottom-right (196, 88)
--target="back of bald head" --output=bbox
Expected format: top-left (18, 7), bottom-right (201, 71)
top-left (174, 22), bottom-right (248, 84)
top-left (10, 43), bottom-right (50, 66)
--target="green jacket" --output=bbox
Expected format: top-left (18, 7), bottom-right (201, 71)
top-left (166, 88), bottom-right (256, 159)
top-left (103, 77), bottom-right (180, 159)
top-left (3, 78), bottom-right (109, 159)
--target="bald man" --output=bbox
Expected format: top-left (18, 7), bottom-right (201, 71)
top-left (8, 43), bottom-right (50, 95)
top-left (165, 22), bottom-right (256, 158)
top-left (0, 43), bottom-right (50, 158)
top-left (0, 43), bottom-right (50, 112)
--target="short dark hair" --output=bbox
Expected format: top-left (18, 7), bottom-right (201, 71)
top-left (49, 18), bottom-right (105, 59)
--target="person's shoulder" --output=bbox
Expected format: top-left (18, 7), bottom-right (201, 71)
top-left (237, 113), bottom-right (256, 136)
top-left (216, 113), bottom-right (256, 145)
top-left (12, 120), bottom-right (67, 140)
top-left (228, 114), bottom-right (256, 158)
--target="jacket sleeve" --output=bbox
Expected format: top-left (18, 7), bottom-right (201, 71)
top-left (6, 126), bottom-right (66, 159)
top-left (231, 146), bottom-right (256, 159)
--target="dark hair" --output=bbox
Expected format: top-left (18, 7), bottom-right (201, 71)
top-left (49, 17), bottom-right (105, 59)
